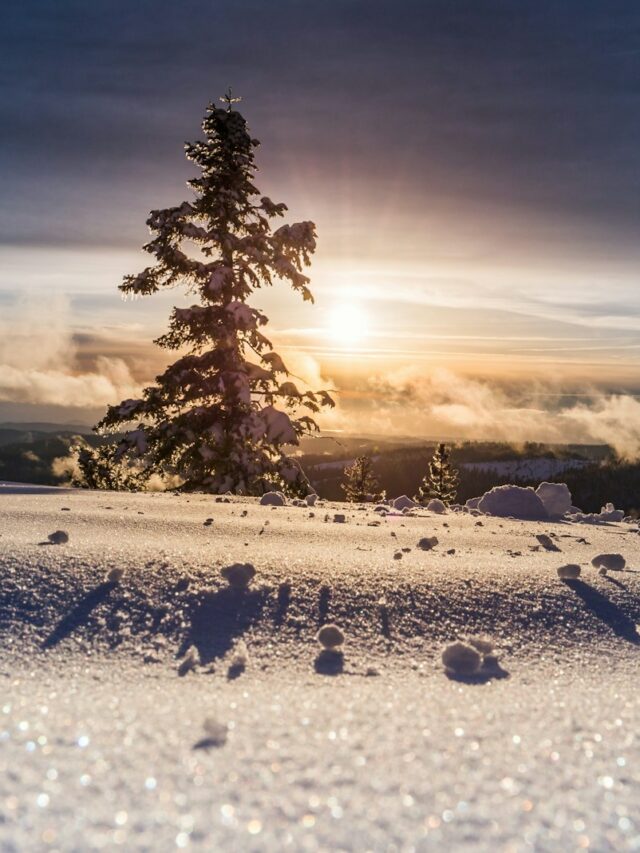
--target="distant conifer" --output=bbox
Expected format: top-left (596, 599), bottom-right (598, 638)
top-left (341, 455), bottom-right (383, 502)
top-left (416, 443), bottom-right (459, 505)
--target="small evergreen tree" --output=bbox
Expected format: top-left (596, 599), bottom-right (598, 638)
top-left (416, 443), bottom-right (459, 505)
top-left (81, 92), bottom-right (334, 495)
top-left (341, 455), bottom-right (383, 502)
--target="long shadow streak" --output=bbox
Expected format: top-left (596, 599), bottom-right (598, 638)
top-left (564, 579), bottom-right (640, 644)
top-left (43, 582), bottom-right (117, 649)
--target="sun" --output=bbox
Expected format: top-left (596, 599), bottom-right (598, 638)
top-left (327, 302), bottom-right (369, 347)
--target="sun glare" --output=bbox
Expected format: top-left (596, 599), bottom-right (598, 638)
top-left (327, 302), bottom-right (369, 347)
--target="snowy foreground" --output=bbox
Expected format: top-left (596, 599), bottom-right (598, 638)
top-left (1, 486), bottom-right (639, 851)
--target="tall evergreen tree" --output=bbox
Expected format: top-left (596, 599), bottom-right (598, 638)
top-left (81, 92), bottom-right (334, 495)
top-left (416, 443), bottom-right (459, 505)
top-left (341, 455), bottom-right (383, 503)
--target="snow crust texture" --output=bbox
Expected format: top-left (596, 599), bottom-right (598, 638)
top-left (1, 488), bottom-right (640, 851)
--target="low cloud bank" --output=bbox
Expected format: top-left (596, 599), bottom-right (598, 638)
top-left (0, 295), bottom-right (140, 409)
top-left (3, 299), bottom-right (640, 459)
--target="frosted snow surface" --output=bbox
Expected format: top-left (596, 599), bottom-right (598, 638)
top-left (1, 488), bottom-right (639, 850)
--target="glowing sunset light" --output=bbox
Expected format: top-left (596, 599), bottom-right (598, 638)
top-left (327, 302), bottom-right (370, 347)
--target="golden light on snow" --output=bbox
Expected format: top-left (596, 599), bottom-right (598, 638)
top-left (327, 302), bottom-right (369, 348)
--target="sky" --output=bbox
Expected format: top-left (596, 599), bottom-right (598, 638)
top-left (3, 1), bottom-right (640, 450)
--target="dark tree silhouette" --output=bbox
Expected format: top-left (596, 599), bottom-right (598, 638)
top-left (81, 92), bottom-right (333, 495)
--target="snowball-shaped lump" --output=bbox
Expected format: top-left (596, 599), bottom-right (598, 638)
top-left (260, 491), bottom-right (286, 506)
top-left (48, 530), bottom-right (69, 545)
top-left (392, 495), bottom-right (416, 511)
top-left (535, 482), bottom-right (572, 518)
top-left (557, 563), bottom-right (581, 580)
top-left (441, 641), bottom-right (482, 675)
top-left (590, 553), bottom-right (625, 572)
top-left (426, 498), bottom-right (446, 514)
top-left (316, 623), bottom-right (345, 650)
top-left (221, 562), bottom-right (256, 589)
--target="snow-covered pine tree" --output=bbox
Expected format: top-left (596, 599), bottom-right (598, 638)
top-left (82, 92), bottom-right (334, 495)
top-left (415, 442), bottom-right (459, 505)
top-left (341, 455), bottom-right (383, 503)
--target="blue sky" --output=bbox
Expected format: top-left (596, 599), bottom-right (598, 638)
top-left (2, 1), bottom-right (640, 443)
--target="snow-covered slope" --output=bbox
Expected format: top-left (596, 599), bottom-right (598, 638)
top-left (1, 489), bottom-right (639, 850)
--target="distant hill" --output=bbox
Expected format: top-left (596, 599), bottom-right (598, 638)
top-left (0, 421), bottom-right (92, 435)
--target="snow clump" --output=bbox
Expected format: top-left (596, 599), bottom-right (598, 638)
top-left (478, 485), bottom-right (548, 520)
top-left (220, 562), bottom-right (257, 589)
top-left (260, 491), bottom-right (286, 506)
top-left (392, 495), bottom-right (416, 511)
top-left (47, 530), bottom-right (69, 545)
top-left (317, 623), bottom-right (345, 650)
top-left (426, 498), bottom-right (446, 513)
top-left (105, 567), bottom-right (125, 584)
top-left (306, 493), bottom-right (318, 506)
top-left (535, 482), bottom-right (572, 518)
top-left (441, 641), bottom-right (482, 676)
top-left (557, 564), bottom-right (581, 580)
top-left (590, 553), bottom-right (626, 572)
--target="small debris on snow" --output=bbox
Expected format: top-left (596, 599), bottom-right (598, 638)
top-left (557, 564), bottom-right (581, 580)
top-left (417, 536), bottom-right (438, 550)
top-left (536, 534), bottom-right (561, 552)
top-left (194, 718), bottom-right (228, 749)
top-left (333, 513), bottom-right (346, 524)
top-left (393, 551), bottom-right (403, 560)
top-left (47, 530), bottom-right (69, 545)
top-left (260, 491), bottom-right (286, 506)
top-left (467, 635), bottom-right (494, 655)
top-left (105, 567), bottom-right (125, 584)
top-left (203, 518), bottom-right (214, 526)
top-left (178, 645), bottom-right (200, 676)
top-left (227, 640), bottom-right (249, 679)
top-left (317, 623), bottom-right (345, 650)
top-left (590, 553), bottom-right (626, 572)
top-left (220, 562), bottom-right (257, 589)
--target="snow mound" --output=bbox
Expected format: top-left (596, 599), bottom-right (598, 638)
top-left (426, 498), bottom-right (446, 514)
top-left (260, 491), bottom-right (286, 506)
top-left (557, 564), bottom-right (581, 580)
top-left (478, 485), bottom-right (548, 520)
top-left (465, 497), bottom-right (481, 510)
top-left (306, 493), bottom-right (318, 507)
top-left (535, 482), bottom-right (572, 518)
top-left (590, 553), bottom-right (626, 572)
top-left (392, 495), bottom-right (416, 511)
top-left (568, 503), bottom-right (625, 524)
